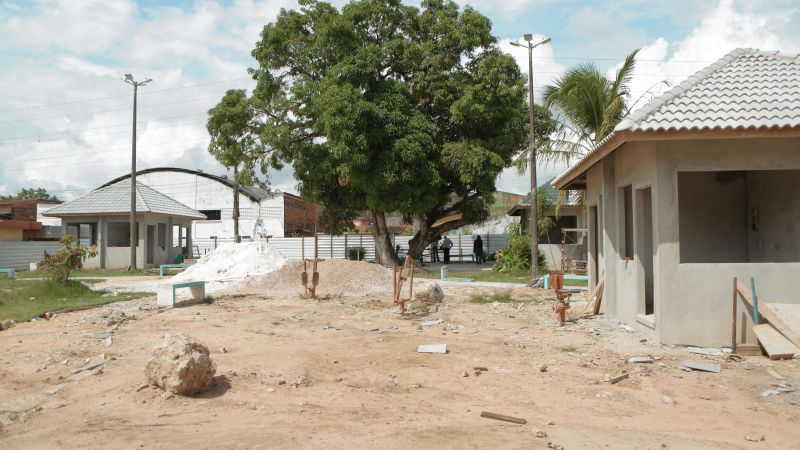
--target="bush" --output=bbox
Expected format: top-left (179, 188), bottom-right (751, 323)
top-left (493, 223), bottom-right (547, 273)
top-left (347, 247), bottom-right (366, 261)
top-left (40, 235), bottom-right (98, 286)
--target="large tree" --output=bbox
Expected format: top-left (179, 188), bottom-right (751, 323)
top-left (0, 187), bottom-right (59, 201)
top-left (207, 89), bottom-right (269, 242)
top-left (248, 0), bottom-right (528, 264)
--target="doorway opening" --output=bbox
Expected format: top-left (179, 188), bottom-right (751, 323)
top-left (636, 187), bottom-right (654, 321)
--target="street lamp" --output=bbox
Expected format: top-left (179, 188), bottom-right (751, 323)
top-left (123, 74), bottom-right (152, 270)
top-left (510, 35), bottom-right (551, 282)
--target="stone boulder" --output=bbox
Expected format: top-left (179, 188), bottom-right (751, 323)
top-left (145, 334), bottom-right (216, 395)
top-left (415, 283), bottom-right (444, 304)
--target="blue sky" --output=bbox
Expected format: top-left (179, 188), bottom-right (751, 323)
top-left (0, 0), bottom-right (798, 199)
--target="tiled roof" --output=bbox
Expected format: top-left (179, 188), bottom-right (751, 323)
top-left (44, 180), bottom-right (206, 219)
top-left (509, 178), bottom-right (579, 213)
top-left (615, 48), bottom-right (800, 132)
top-left (554, 48), bottom-right (800, 189)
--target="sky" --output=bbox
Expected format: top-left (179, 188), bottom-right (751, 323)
top-left (0, 0), bottom-right (799, 200)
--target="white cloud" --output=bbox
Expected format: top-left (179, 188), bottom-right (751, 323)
top-left (455, 0), bottom-right (551, 17)
top-left (611, 0), bottom-right (800, 110)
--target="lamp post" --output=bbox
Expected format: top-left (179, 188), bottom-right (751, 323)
top-left (510, 34), bottom-right (551, 282)
top-left (123, 74), bottom-right (152, 270)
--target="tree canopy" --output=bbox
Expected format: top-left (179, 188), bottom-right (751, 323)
top-left (247, 0), bottom-right (529, 263)
top-left (0, 187), bottom-right (59, 201)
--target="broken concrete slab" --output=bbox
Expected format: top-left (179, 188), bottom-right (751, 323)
top-left (609, 372), bottom-right (629, 384)
top-left (417, 344), bottom-right (447, 354)
top-left (767, 368), bottom-right (786, 380)
top-left (687, 346), bottom-right (724, 357)
top-left (421, 319), bottom-right (443, 327)
top-left (628, 356), bottom-right (653, 364)
top-left (682, 360), bottom-right (721, 373)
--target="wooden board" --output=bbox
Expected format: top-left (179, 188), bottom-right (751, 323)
top-left (762, 303), bottom-right (800, 345)
top-left (752, 324), bottom-right (799, 360)
top-left (736, 282), bottom-right (800, 348)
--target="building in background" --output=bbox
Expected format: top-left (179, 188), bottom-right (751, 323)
top-left (0, 199), bottom-right (62, 241)
top-left (100, 168), bottom-right (322, 253)
top-left (44, 180), bottom-right (205, 269)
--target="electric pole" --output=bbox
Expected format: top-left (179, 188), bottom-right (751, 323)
top-left (123, 74), bottom-right (152, 270)
top-left (510, 34), bottom-right (551, 282)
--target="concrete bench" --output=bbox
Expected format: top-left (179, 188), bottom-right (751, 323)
top-left (159, 263), bottom-right (189, 277)
top-left (0, 268), bottom-right (15, 280)
top-left (543, 274), bottom-right (589, 289)
top-left (157, 280), bottom-right (206, 308)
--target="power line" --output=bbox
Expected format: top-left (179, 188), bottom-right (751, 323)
top-left (0, 95), bottom-right (221, 125)
top-left (0, 77), bottom-right (252, 113)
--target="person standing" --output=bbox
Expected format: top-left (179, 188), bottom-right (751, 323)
top-left (441, 235), bottom-right (453, 263)
top-left (430, 238), bottom-right (440, 262)
top-left (473, 235), bottom-right (484, 264)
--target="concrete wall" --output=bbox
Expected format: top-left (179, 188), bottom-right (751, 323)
top-left (585, 135), bottom-right (800, 346)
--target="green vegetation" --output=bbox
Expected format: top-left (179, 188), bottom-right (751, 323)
top-left (0, 279), bottom-right (150, 322)
top-left (0, 187), bottom-right (59, 201)
top-left (243, 0), bottom-right (530, 264)
top-left (40, 235), bottom-right (98, 286)
top-left (493, 223), bottom-right (547, 274)
top-left (16, 268), bottom-right (155, 279)
top-left (469, 292), bottom-right (515, 304)
top-left (560, 345), bottom-right (578, 353)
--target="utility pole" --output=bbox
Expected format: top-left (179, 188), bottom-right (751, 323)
top-left (233, 166), bottom-right (240, 243)
top-left (123, 74), bottom-right (152, 270)
top-left (511, 34), bottom-right (551, 282)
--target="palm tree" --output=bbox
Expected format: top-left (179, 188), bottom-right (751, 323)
top-left (534, 49), bottom-right (644, 210)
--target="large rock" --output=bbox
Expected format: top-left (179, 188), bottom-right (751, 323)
top-left (145, 334), bottom-right (216, 395)
top-left (415, 283), bottom-right (444, 304)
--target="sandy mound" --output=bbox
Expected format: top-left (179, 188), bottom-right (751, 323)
top-left (168, 241), bottom-right (287, 295)
top-left (240, 259), bottom-right (393, 297)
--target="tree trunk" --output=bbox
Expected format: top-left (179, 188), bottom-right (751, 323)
top-left (371, 209), bottom-right (400, 266)
top-left (407, 214), bottom-right (437, 260)
top-left (233, 166), bottom-right (241, 243)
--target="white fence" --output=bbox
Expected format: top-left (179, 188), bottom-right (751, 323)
top-left (192, 233), bottom-right (510, 263)
top-left (0, 241), bottom-right (61, 271)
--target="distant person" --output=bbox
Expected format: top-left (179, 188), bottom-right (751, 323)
top-left (430, 238), bottom-right (440, 263)
top-left (441, 235), bottom-right (453, 263)
top-left (473, 235), bottom-right (484, 264)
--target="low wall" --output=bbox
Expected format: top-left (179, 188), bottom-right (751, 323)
top-left (0, 241), bottom-right (60, 271)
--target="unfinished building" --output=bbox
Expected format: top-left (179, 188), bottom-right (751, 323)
top-left (554, 48), bottom-right (800, 346)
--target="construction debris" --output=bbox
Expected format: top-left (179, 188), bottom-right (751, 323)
top-left (417, 344), bottom-right (447, 354)
top-left (480, 411), bottom-right (526, 424)
top-left (682, 360), bottom-right (721, 373)
top-left (686, 347), bottom-right (725, 357)
top-left (609, 372), bottom-right (629, 384)
top-left (145, 334), bottom-right (216, 395)
top-left (421, 319), bottom-right (443, 327)
top-left (628, 356), bottom-right (654, 364)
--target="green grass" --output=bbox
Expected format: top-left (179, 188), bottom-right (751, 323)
top-left (0, 278), bottom-right (150, 322)
top-left (560, 345), bottom-right (578, 352)
top-left (15, 268), bottom-right (156, 279)
top-left (564, 279), bottom-right (588, 287)
top-left (469, 292), bottom-right (516, 304)
top-left (415, 268), bottom-right (532, 284)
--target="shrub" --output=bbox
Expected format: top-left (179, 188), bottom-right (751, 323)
top-left (41, 235), bottom-right (98, 286)
top-left (347, 247), bottom-right (366, 261)
top-left (493, 223), bottom-right (547, 273)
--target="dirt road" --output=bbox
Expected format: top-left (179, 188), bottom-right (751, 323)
top-left (1, 282), bottom-right (798, 449)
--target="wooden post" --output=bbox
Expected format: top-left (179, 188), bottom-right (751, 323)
top-left (344, 234), bottom-right (348, 259)
top-left (732, 277), bottom-right (738, 353)
top-left (393, 265), bottom-right (397, 301)
top-left (750, 277), bottom-right (759, 325)
top-left (409, 261), bottom-right (415, 299)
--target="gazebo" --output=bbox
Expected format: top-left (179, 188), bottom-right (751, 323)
top-left (44, 180), bottom-right (206, 269)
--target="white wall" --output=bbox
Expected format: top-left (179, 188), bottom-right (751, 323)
top-left (107, 171), bottom-right (286, 241)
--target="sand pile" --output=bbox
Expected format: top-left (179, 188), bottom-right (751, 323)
top-left (241, 259), bottom-right (393, 297)
top-left (169, 241), bottom-right (287, 294)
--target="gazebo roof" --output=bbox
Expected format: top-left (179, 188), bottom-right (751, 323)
top-left (44, 179), bottom-right (206, 220)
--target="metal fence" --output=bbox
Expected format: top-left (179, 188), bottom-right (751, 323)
top-left (192, 233), bottom-right (510, 263)
top-left (0, 241), bottom-right (60, 271)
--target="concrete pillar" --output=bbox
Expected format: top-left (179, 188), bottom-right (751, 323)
top-left (186, 223), bottom-right (193, 258)
top-left (98, 217), bottom-right (106, 269)
top-left (166, 217), bottom-right (174, 262)
top-left (178, 226), bottom-right (183, 255)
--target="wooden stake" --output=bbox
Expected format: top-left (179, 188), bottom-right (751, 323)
top-left (732, 277), bottom-right (738, 353)
top-left (480, 411), bottom-right (526, 425)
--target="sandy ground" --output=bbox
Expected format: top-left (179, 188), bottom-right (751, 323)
top-left (1, 275), bottom-right (799, 449)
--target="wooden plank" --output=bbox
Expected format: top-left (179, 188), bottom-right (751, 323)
top-left (736, 282), bottom-right (800, 348)
top-left (762, 303), bottom-right (800, 346)
top-left (733, 344), bottom-right (762, 356)
top-left (752, 324), bottom-right (799, 360)
top-left (480, 411), bottom-right (526, 425)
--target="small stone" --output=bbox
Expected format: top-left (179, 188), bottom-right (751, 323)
top-left (266, 388), bottom-right (275, 393)
top-left (745, 434), bottom-right (765, 442)
top-left (278, 380), bottom-right (286, 385)
top-left (540, 364), bottom-right (548, 372)
top-left (222, 347), bottom-right (228, 354)
top-left (462, 371), bottom-right (469, 377)
top-left (533, 430), bottom-right (547, 438)
top-left (661, 395), bottom-right (676, 405)
top-left (546, 420), bottom-right (555, 425)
